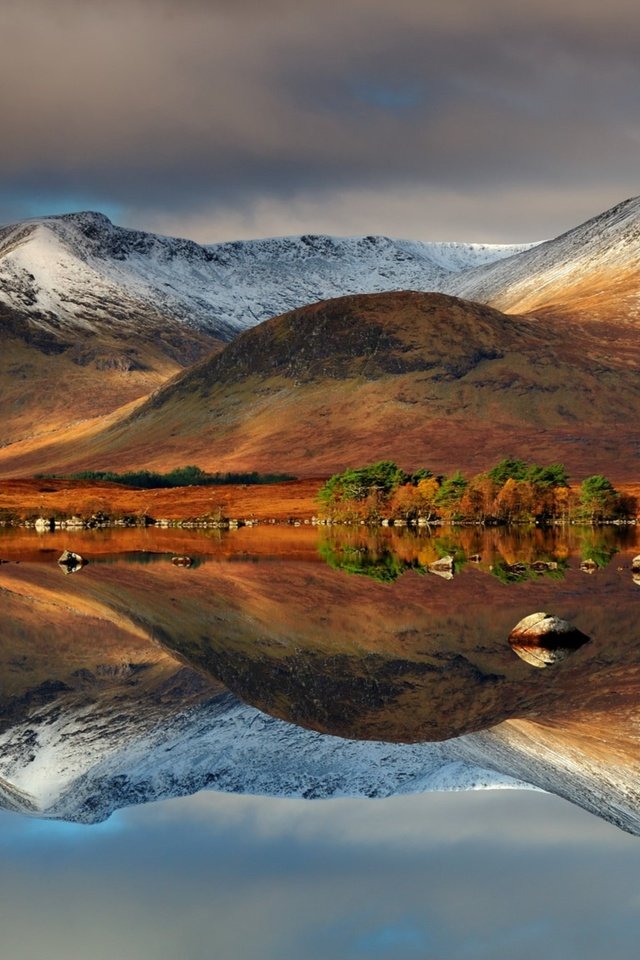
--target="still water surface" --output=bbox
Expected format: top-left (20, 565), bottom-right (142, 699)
top-left (1, 525), bottom-right (639, 958)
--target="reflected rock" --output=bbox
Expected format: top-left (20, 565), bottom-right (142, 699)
top-left (57, 550), bottom-right (86, 575)
top-left (580, 559), bottom-right (598, 574)
top-left (631, 555), bottom-right (640, 573)
top-left (428, 555), bottom-right (454, 580)
top-left (508, 612), bottom-right (590, 668)
top-left (172, 555), bottom-right (193, 568)
top-left (632, 572), bottom-right (640, 587)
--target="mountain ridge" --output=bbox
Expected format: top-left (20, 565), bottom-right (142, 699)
top-left (0, 210), bottom-right (534, 448)
top-left (445, 195), bottom-right (640, 320)
top-left (3, 196), bottom-right (640, 475)
top-left (0, 209), bottom-right (535, 336)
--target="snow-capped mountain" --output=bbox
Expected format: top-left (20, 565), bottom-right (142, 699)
top-left (1, 686), bottom-right (639, 835)
top-left (445, 196), bottom-right (640, 320)
top-left (0, 211), bottom-right (535, 339)
top-left (0, 212), bottom-right (239, 341)
top-left (200, 232), bottom-right (536, 331)
top-left (3, 196), bottom-right (640, 462)
top-left (0, 688), bottom-right (530, 824)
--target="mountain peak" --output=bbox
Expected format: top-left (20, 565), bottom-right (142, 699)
top-left (48, 210), bottom-right (114, 228)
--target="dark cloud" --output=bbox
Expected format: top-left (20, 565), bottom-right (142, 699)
top-left (0, 1), bottom-right (639, 239)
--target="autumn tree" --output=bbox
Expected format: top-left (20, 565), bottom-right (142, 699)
top-left (318, 461), bottom-right (407, 509)
top-left (389, 476), bottom-right (440, 520)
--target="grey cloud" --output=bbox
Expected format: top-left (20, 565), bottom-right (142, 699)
top-left (0, 0), bottom-right (639, 237)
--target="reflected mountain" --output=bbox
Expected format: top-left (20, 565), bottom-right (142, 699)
top-left (0, 526), bottom-right (639, 832)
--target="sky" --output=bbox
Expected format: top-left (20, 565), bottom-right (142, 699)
top-left (1, 0), bottom-right (639, 243)
top-left (2, 789), bottom-right (640, 960)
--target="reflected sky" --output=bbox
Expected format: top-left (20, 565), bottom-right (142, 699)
top-left (1, 789), bottom-right (639, 960)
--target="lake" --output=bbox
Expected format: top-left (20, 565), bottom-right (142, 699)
top-left (1, 525), bottom-right (639, 958)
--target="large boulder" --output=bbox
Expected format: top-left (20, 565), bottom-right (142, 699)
top-left (508, 612), bottom-right (590, 668)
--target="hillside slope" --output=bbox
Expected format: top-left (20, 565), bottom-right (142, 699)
top-left (446, 196), bottom-right (640, 321)
top-left (4, 290), bottom-right (638, 479)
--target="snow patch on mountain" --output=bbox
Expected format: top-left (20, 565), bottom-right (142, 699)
top-left (0, 211), bottom-right (537, 340)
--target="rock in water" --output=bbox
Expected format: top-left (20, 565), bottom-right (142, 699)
top-left (57, 550), bottom-right (86, 575)
top-left (428, 555), bottom-right (454, 580)
top-left (508, 612), bottom-right (590, 668)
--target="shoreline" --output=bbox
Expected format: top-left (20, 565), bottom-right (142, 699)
top-left (2, 476), bottom-right (640, 528)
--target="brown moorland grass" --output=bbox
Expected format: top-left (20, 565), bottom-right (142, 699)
top-left (0, 477), bottom-right (324, 522)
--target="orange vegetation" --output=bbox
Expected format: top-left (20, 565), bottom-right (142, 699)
top-left (0, 477), bottom-right (323, 521)
top-left (1, 475), bottom-right (639, 524)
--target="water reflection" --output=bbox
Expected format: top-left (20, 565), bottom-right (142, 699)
top-left (0, 525), bottom-right (639, 831)
top-left (315, 523), bottom-right (635, 583)
top-left (508, 612), bottom-right (591, 668)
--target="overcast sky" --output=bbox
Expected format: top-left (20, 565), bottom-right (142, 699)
top-left (1, 0), bottom-right (639, 242)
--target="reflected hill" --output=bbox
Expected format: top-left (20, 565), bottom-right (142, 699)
top-left (0, 526), bottom-right (639, 831)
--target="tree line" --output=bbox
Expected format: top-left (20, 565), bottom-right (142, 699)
top-left (39, 465), bottom-right (296, 489)
top-left (317, 458), bottom-right (635, 524)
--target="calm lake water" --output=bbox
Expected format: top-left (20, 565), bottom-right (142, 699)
top-left (1, 525), bottom-right (639, 959)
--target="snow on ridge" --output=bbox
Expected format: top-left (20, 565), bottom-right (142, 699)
top-left (0, 692), bottom-right (532, 825)
top-left (6, 195), bottom-right (640, 339)
top-left (0, 210), bottom-right (538, 339)
top-left (204, 231), bottom-right (536, 270)
top-left (444, 194), bottom-right (640, 309)
top-left (2, 681), bottom-right (638, 833)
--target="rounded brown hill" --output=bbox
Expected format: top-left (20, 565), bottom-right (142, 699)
top-left (7, 291), bottom-right (640, 478)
